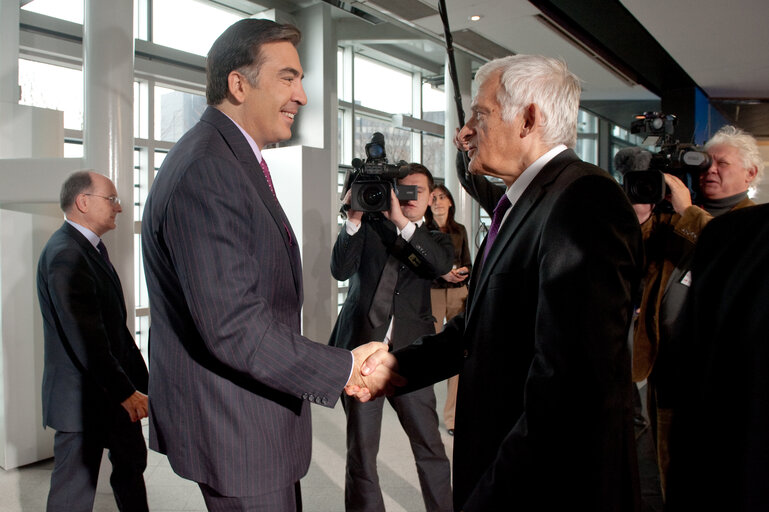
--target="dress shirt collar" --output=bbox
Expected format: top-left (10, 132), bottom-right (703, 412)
top-left (505, 144), bottom-right (568, 208)
top-left (65, 219), bottom-right (101, 250)
top-left (220, 111), bottom-right (265, 165)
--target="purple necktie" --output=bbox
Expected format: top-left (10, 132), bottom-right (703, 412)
top-left (259, 158), bottom-right (276, 198)
top-left (96, 239), bottom-right (112, 265)
top-left (482, 194), bottom-right (512, 263)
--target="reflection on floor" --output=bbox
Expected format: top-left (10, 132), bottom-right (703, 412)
top-left (0, 382), bottom-right (453, 512)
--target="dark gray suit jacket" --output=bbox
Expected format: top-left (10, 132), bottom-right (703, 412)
top-left (38, 222), bottom-right (148, 432)
top-left (141, 106), bottom-right (353, 497)
top-left (396, 149), bottom-right (643, 511)
top-left (328, 218), bottom-right (453, 351)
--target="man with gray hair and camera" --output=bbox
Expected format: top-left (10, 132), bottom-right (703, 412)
top-left (329, 162), bottom-right (454, 512)
top-left (631, 124), bottom-right (763, 499)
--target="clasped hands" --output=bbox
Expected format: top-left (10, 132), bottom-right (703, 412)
top-left (346, 342), bottom-right (406, 402)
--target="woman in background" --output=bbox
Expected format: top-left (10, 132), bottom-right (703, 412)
top-left (426, 184), bottom-right (472, 435)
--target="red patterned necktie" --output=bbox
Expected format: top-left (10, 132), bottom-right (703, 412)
top-left (259, 157), bottom-right (292, 245)
top-left (259, 158), bottom-right (276, 198)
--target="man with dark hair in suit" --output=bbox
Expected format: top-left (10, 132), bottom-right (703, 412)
top-left (329, 163), bottom-right (454, 512)
top-left (141, 18), bottom-right (389, 511)
top-left (38, 170), bottom-right (149, 511)
top-left (352, 54), bottom-right (644, 511)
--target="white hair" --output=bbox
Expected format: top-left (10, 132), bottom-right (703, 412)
top-left (474, 55), bottom-right (582, 148)
top-left (704, 125), bottom-right (764, 184)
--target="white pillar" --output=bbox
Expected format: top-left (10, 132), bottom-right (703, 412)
top-left (0, 0), bottom-right (20, 103)
top-left (83, 0), bottom-right (135, 330)
top-left (444, 52), bottom-right (476, 254)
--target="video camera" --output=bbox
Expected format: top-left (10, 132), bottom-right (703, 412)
top-left (340, 132), bottom-right (417, 213)
top-left (622, 112), bottom-right (712, 205)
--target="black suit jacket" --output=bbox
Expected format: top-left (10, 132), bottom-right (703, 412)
top-left (329, 218), bottom-right (453, 351)
top-left (396, 149), bottom-right (643, 511)
top-left (38, 222), bottom-right (148, 432)
top-left (141, 106), bottom-right (353, 497)
top-left (666, 203), bottom-right (769, 512)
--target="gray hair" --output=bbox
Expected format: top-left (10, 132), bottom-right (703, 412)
top-left (704, 125), bottom-right (764, 184)
top-left (474, 55), bottom-right (582, 148)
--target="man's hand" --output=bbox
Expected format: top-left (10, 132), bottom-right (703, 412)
top-left (342, 189), bottom-right (364, 225)
top-left (121, 391), bottom-right (148, 422)
top-left (382, 189), bottom-right (410, 230)
top-left (664, 173), bottom-right (693, 215)
top-left (347, 342), bottom-right (406, 402)
top-left (441, 266), bottom-right (469, 283)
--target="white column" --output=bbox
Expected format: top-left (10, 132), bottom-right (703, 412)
top-left (83, 0), bottom-right (135, 330)
top-left (444, 52), bottom-right (476, 254)
top-left (0, 0), bottom-right (20, 103)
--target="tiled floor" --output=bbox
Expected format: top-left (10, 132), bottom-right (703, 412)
top-left (0, 383), bottom-right (454, 512)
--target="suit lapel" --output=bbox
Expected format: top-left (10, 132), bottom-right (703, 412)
top-left (61, 223), bottom-right (126, 312)
top-left (465, 150), bottom-right (579, 323)
top-left (202, 107), bottom-right (303, 299)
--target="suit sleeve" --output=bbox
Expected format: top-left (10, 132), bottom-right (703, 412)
top-left (164, 157), bottom-right (352, 406)
top-left (459, 224), bottom-right (473, 271)
top-left (464, 174), bottom-right (642, 510)
top-left (330, 224), bottom-right (366, 281)
top-left (456, 150), bottom-right (505, 216)
top-left (45, 247), bottom-right (136, 403)
top-left (394, 311), bottom-right (467, 392)
top-left (390, 226), bottom-right (454, 279)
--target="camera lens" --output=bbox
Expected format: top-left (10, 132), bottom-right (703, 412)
top-left (361, 185), bottom-right (384, 206)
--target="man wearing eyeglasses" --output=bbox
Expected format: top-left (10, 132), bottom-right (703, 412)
top-left (37, 170), bottom-right (149, 511)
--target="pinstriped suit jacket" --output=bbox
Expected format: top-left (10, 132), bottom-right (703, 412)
top-left (141, 106), bottom-right (352, 497)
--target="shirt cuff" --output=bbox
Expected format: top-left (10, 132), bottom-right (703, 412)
top-left (345, 219), bottom-right (361, 236)
top-left (397, 221), bottom-right (416, 241)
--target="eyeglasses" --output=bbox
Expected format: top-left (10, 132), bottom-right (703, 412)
top-left (83, 193), bottom-right (121, 205)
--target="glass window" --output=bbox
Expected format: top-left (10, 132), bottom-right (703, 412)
top-left (354, 115), bottom-right (411, 164)
top-left (577, 109), bottom-right (598, 134)
top-left (64, 140), bottom-right (83, 158)
top-left (22, 0), bottom-right (83, 24)
top-left (422, 83), bottom-right (445, 125)
top-left (154, 150), bottom-right (168, 177)
top-left (353, 56), bottom-right (412, 114)
top-left (575, 137), bottom-right (598, 165)
top-left (154, 86), bottom-right (206, 143)
top-left (18, 59), bottom-right (83, 130)
top-left (134, 0), bottom-right (149, 41)
top-left (422, 133), bottom-right (444, 179)
top-left (152, 0), bottom-right (244, 56)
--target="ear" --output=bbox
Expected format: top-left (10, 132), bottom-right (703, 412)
top-left (227, 70), bottom-right (248, 104)
top-left (746, 165), bottom-right (758, 183)
top-left (520, 104), bottom-right (540, 137)
top-left (73, 193), bottom-right (89, 214)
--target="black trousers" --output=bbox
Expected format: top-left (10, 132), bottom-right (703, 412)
top-left (342, 386), bottom-right (453, 512)
top-left (47, 418), bottom-right (148, 511)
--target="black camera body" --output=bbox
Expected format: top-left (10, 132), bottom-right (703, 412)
top-left (623, 112), bottom-right (712, 205)
top-left (343, 133), bottom-right (417, 213)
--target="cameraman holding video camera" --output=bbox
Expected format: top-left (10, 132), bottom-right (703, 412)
top-left (630, 124), bottom-right (763, 499)
top-left (329, 161), bottom-right (454, 512)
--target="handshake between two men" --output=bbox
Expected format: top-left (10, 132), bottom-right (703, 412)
top-left (347, 342), bottom-right (405, 402)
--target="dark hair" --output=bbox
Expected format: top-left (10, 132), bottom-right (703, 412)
top-left (426, 183), bottom-right (463, 234)
top-left (401, 163), bottom-right (435, 190)
top-left (60, 170), bottom-right (93, 212)
top-left (206, 19), bottom-right (301, 105)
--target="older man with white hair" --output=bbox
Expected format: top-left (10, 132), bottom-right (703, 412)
top-left (354, 54), bottom-right (644, 511)
top-left (632, 124), bottom-right (763, 498)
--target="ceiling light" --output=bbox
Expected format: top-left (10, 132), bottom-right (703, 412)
top-left (469, 15), bottom-right (482, 22)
